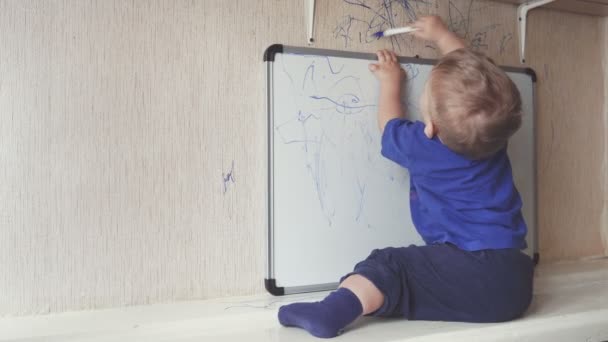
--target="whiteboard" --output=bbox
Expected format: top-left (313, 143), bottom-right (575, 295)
top-left (265, 45), bottom-right (537, 295)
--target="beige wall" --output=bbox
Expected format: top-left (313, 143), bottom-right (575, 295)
top-left (525, 9), bottom-right (605, 261)
top-left (0, 0), bottom-right (605, 315)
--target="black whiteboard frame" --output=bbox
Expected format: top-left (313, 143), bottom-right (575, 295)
top-left (264, 44), bottom-right (538, 296)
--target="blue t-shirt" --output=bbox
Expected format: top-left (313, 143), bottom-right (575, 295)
top-left (381, 118), bottom-right (527, 251)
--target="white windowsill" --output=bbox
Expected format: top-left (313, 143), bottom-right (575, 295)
top-left (1, 258), bottom-right (607, 342)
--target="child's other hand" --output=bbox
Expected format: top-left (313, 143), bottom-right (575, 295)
top-left (411, 16), bottom-right (450, 43)
top-left (368, 50), bottom-right (405, 86)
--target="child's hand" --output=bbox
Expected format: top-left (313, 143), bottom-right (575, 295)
top-left (370, 50), bottom-right (406, 133)
top-left (368, 50), bottom-right (405, 86)
top-left (411, 16), bottom-right (465, 55)
top-left (411, 16), bottom-right (450, 43)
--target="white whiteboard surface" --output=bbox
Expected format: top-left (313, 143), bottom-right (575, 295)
top-left (265, 45), bottom-right (536, 295)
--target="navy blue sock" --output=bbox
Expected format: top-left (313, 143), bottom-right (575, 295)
top-left (278, 287), bottom-right (363, 338)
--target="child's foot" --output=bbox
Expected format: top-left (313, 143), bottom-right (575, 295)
top-left (278, 287), bottom-right (363, 338)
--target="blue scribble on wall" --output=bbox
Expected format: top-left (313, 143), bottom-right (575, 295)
top-left (335, 0), bottom-right (508, 54)
top-left (222, 160), bottom-right (235, 194)
top-left (335, 0), bottom-right (435, 51)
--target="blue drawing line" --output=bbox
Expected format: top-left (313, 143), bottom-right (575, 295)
top-left (397, 0), bottom-right (419, 22)
top-left (464, 0), bottom-right (475, 39)
top-left (279, 51), bottom-right (413, 228)
top-left (334, 15), bottom-right (361, 47)
top-left (297, 110), bottom-right (320, 123)
top-left (324, 56), bottom-right (345, 74)
top-left (382, 0), bottom-right (402, 51)
top-left (307, 134), bottom-right (336, 226)
top-left (350, 0), bottom-right (389, 21)
top-left (275, 110), bottom-right (322, 152)
top-left (302, 62), bottom-right (315, 90)
top-left (448, 0), bottom-right (469, 38)
top-left (330, 76), bottom-right (360, 90)
top-left (360, 124), bottom-right (374, 144)
top-left (309, 95), bottom-right (376, 112)
top-left (499, 33), bottom-right (513, 55)
top-left (337, 0), bottom-right (434, 51)
top-left (403, 64), bottom-right (420, 81)
top-left (281, 57), bottom-right (296, 89)
top-left (301, 119), bottom-right (310, 153)
top-left (275, 122), bottom-right (321, 147)
top-left (222, 160), bottom-right (235, 194)
top-left (298, 110), bottom-right (319, 153)
top-left (470, 31), bottom-right (488, 50)
top-left (448, 0), bottom-right (503, 47)
top-left (383, 0), bottom-right (396, 28)
top-left (333, 16), bottom-right (352, 46)
top-left (355, 178), bottom-right (366, 222)
top-left (282, 139), bottom-right (321, 146)
top-left (343, 0), bottom-right (373, 11)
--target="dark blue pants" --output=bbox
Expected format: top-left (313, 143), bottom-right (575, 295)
top-left (341, 243), bottom-right (534, 322)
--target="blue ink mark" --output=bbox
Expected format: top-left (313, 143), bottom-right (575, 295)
top-left (355, 178), bottom-right (366, 222)
top-left (324, 56), bottom-right (344, 74)
top-left (330, 76), bottom-right (360, 89)
top-left (222, 160), bottom-right (235, 194)
top-left (274, 110), bottom-right (322, 153)
top-left (397, 0), bottom-right (420, 22)
top-left (310, 95), bottom-right (376, 113)
top-left (277, 136), bottom-right (321, 146)
top-left (343, 0), bottom-right (372, 10)
top-left (281, 57), bottom-right (296, 88)
top-left (275, 121), bottom-right (320, 147)
top-left (364, 128), bottom-right (374, 144)
top-left (307, 135), bottom-right (336, 226)
top-left (302, 62), bottom-right (315, 90)
top-left (448, 0), bottom-right (471, 39)
top-left (499, 33), bottom-right (513, 55)
top-left (277, 53), bottom-right (417, 228)
top-left (336, 0), bottom-right (435, 51)
top-left (334, 15), bottom-right (356, 47)
top-left (334, 12), bottom-right (386, 48)
top-left (403, 64), bottom-right (420, 81)
top-left (446, 0), bottom-right (501, 48)
top-left (297, 110), bottom-right (320, 123)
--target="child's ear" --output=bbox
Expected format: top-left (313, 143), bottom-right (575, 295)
top-left (424, 121), bottom-right (436, 139)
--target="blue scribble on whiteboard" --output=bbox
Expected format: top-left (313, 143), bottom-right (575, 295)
top-left (309, 95), bottom-right (376, 114)
top-left (330, 76), bottom-right (360, 89)
top-left (302, 62), bottom-right (316, 91)
top-left (355, 176), bottom-right (366, 222)
top-left (403, 64), bottom-right (420, 81)
top-left (275, 54), bottom-right (389, 226)
top-left (325, 56), bottom-right (345, 74)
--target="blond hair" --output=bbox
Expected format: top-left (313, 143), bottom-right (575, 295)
top-left (428, 49), bottom-right (522, 160)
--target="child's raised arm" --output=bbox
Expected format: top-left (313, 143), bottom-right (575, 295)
top-left (411, 16), bottom-right (465, 55)
top-left (368, 50), bottom-right (406, 132)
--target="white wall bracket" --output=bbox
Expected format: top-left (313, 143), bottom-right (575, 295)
top-left (518, 0), bottom-right (556, 64)
top-left (306, 0), bottom-right (316, 45)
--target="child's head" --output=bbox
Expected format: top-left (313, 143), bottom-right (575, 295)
top-left (421, 49), bottom-right (522, 160)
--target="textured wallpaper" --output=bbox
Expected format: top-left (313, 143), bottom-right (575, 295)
top-left (0, 0), bottom-right (604, 315)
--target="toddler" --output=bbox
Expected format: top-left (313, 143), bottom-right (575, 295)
top-left (278, 16), bottom-right (534, 338)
